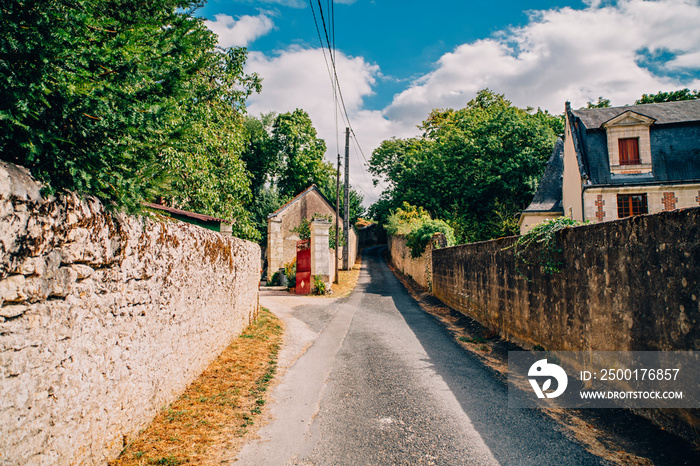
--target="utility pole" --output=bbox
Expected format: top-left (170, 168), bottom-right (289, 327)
top-left (343, 127), bottom-right (350, 270)
top-left (335, 153), bottom-right (340, 284)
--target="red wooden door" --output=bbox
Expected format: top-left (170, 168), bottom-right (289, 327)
top-left (296, 240), bottom-right (311, 295)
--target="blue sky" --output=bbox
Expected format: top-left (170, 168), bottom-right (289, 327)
top-left (199, 0), bottom-right (700, 205)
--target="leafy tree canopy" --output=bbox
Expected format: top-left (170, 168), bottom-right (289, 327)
top-left (241, 110), bottom-right (365, 243)
top-left (368, 89), bottom-right (562, 243)
top-left (241, 112), bottom-right (279, 196)
top-left (636, 88), bottom-right (700, 104)
top-left (1, 0), bottom-right (261, 241)
top-left (324, 181), bottom-right (366, 226)
top-left (586, 97), bottom-right (611, 108)
top-left (273, 109), bottom-right (334, 198)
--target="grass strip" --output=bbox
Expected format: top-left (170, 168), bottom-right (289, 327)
top-left (110, 308), bottom-right (283, 466)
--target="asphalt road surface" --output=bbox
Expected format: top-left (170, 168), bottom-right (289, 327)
top-left (233, 247), bottom-right (606, 465)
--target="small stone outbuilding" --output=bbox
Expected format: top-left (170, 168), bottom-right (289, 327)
top-left (267, 185), bottom-right (358, 282)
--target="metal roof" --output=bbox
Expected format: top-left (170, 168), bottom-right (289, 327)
top-left (143, 203), bottom-right (229, 224)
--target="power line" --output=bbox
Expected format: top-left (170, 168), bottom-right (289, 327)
top-left (308, 1), bottom-right (386, 192)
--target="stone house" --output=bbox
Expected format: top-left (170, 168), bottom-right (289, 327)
top-left (266, 185), bottom-right (358, 282)
top-left (520, 99), bottom-right (700, 233)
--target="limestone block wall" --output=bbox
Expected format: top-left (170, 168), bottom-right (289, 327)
top-left (387, 233), bottom-right (446, 291)
top-left (388, 234), bottom-right (429, 289)
top-left (0, 162), bottom-right (260, 465)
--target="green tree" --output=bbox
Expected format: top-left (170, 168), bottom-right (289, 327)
top-left (241, 112), bottom-right (278, 195)
top-left (369, 89), bottom-right (560, 243)
top-left (0, 0), bottom-right (261, 223)
top-left (323, 182), bottom-right (366, 226)
top-left (636, 88), bottom-right (700, 104)
top-left (248, 185), bottom-right (289, 245)
top-left (273, 109), bottom-right (334, 198)
top-left (586, 97), bottom-right (611, 108)
top-left (384, 202), bottom-right (455, 258)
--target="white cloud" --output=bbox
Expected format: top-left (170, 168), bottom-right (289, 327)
top-left (205, 12), bottom-right (276, 47)
top-left (242, 0), bottom-right (700, 205)
top-left (387, 0), bottom-right (700, 118)
top-left (245, 47), bottom-right (416, 204)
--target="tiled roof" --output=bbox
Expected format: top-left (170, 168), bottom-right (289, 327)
top-left (523, 138), bottom-right (564, 213)
top-left (572, 99), bottom-right (700, 129)
top-left (143, 203), bottom-right (229, 224)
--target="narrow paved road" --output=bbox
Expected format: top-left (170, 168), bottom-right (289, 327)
top-left (232, 247), bottom-right (603, 465)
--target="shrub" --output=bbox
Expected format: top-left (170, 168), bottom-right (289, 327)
top-left (313, 275), bottom-right (326, 295)
top-left (269, 271), bottom-right (280, 286)
top-left (385, 202), bottom-right (431, 236)
top-left (513, 217), bottom-right (586, 276)
top-left (386, 202), bottom-right (456, 257)
top-left (284, 259), bottom-right (296, 289)
top-left (406, 219), bottom-right (456, 258)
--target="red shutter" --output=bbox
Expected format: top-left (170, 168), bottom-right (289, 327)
top-left (618, 138), bottom-right (640, 165)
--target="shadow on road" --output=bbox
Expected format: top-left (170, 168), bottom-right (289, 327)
top-left (360, 246), bottom-right (700, 466)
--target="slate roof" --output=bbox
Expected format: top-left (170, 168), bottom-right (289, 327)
top-left (572, 99), bottom-right (700, 129)
top-left (522, 138), bottom-right (564, 213)
top-left (144, 203), bottom-right (229, 224)
top-left (568, 100), bottom-right (700, 186)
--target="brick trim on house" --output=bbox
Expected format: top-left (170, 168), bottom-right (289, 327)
top-left (662, 191), bottom-right (678, 211)
top-left (595, 195), bottom-right (605, 221)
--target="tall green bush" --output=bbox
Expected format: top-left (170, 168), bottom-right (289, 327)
top-left (386, 202), bottom-right (455, 257)
top-left (1, 0), bottom-right (260, 225)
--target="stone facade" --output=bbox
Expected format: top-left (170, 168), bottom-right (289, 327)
top-left (266, 186), bottom-right (357, 281)
top-left (583, 183), bottom-right (700, 221)
top-left (0, 161), bottom-right (260, 464)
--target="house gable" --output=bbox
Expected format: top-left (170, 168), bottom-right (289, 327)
top-left (602, 111), bottom-right (655, 177)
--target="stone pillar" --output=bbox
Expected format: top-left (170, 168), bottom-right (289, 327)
top-left (310, 219), bottom-right (333, 289)
top-left (267, 218), bottom-right (283, 281)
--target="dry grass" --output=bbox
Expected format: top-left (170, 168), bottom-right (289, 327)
top-left (324, 255), bottom-right (362, 298)
top-left (110, 308), bottom-right (283, 466)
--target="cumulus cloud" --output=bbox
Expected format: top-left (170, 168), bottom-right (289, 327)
top-left (205, 12), bottom-right (276, 47)
top-left (242, 0), bottom-right (700, 204)
top-left (387, 0), bottom-right (700, 120)
top-left (245, 47), bottom-right (415, 203)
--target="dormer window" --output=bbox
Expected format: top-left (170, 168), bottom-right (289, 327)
top-left (618, 137), bottom-right (640, 165)
top-left (602, 111), bottom-right (655, 175)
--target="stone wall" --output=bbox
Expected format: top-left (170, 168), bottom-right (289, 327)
top-left (388, 235), bottom-right (430, 289)
top-left (387, 233), bottom-right (447, 291)
top-left (0, 162), bottom-right (260, 464)
top-left (432, 209), bottom-right (700, 352)
top-left (431, 207), bottom-right (700, 440)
